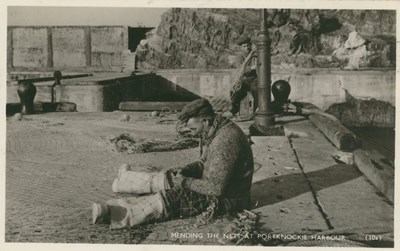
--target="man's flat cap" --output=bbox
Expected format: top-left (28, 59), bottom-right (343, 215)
top-left (178, 98), bottom-right (214, 123)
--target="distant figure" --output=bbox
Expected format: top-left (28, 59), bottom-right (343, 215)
top-left (230, 37), bottom-right (258, 115)
top-left (53, 71), bottom-right (62, 86)
top-left (230, 39), bottom-right (294, 116)
top-left (51, 71), bottom-right (62, 103)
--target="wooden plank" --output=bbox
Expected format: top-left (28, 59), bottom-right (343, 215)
top-left (353, 149), bottom-right (394, 203)
top-left (119, 101), bottom-right (189, 111)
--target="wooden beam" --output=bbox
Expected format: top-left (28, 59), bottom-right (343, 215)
top-left (309, 113), bottom-right (360, 151)
top-left (119, 101), bottom-right (189, 111)
top-left (354, 149), bottom-right (394, 203)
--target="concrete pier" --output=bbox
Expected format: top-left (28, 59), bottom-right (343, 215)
top-left (5, 112), bottom-right (393, 246)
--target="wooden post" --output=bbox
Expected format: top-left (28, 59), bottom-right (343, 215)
top-left (47, 27), bottom-right (53, 68)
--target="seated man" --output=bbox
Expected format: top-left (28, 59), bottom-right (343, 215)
top-left (92, 98), bottom-right (254, 229)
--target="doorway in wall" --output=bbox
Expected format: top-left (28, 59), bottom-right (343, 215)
top-left (128, 26), bottom-right (154, 52)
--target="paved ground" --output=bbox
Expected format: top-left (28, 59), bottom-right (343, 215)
top-left (5, 111), bottom-right (394, 246)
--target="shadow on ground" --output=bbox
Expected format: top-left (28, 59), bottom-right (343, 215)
top-left (251, 164), bottom-right (362, 208)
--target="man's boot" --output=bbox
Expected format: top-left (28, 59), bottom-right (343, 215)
top-left (112, 164), bottom-right (171, 194)
top-left (92, 192), bottom-right (165, 229)
top-left (92, 202), bottom-right (110, 224)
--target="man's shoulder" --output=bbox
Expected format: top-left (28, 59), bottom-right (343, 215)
top-left (215, 121), bottom-right (248, 144)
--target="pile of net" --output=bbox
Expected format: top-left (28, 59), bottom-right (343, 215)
top-left (218, 210), bottom-right (260, 245)
top-left (110, 133), bottom-right (199, 154)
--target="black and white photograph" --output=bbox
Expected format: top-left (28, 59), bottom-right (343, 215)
top-left (2, 0), bottom-right (397, 249)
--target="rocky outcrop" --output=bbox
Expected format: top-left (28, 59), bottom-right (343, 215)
top-left (135, 9), bottom-right (395, 70)
top-left (326, 90), bottom-right (395, 128)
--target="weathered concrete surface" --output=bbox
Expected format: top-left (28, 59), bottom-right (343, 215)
top-left (250, 136), bottom-right (328, 233)
top-left (5, 112), bottom-right (393, 246)
top-left (11, 27), bottom-right (48, 68)
top-left (91, 27), bottom-right (127, 70)
top-left (8, 26), bottom-right (129, 72)
top-left (6, 112), bottom-right (198, 243)
top-left (286, 117), bottom-right (393, 229)
top-left (52, 27), bottom-right (87, 68)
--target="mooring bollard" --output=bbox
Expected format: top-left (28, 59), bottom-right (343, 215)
top-left (52, 71), bottom-right (62, 103)
top-left (17, 81), bottom-right (37, 114)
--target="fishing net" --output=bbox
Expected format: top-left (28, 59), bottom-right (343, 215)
top-left (219, 210), bottom-right (260, 245)
top-left (110, 133), bottom-right (199, 154)
top-left (195, 197), bottom-right (219, 226)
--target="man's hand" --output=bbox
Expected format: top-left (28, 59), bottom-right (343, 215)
top-left (171, 173), bottom-right (186, 188)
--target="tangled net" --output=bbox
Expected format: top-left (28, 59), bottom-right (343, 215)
top-left (195, 197), bottom-right (219, 226)
top-left (110, 133), bottom-right (199, 154)
top-left (221, 210), bottom-right (260, 245)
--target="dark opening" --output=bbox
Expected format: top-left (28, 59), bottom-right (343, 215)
top-left (349, 127), bottom-right (395, 163)
top-left (128, 26), bottom-right (154, 52)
